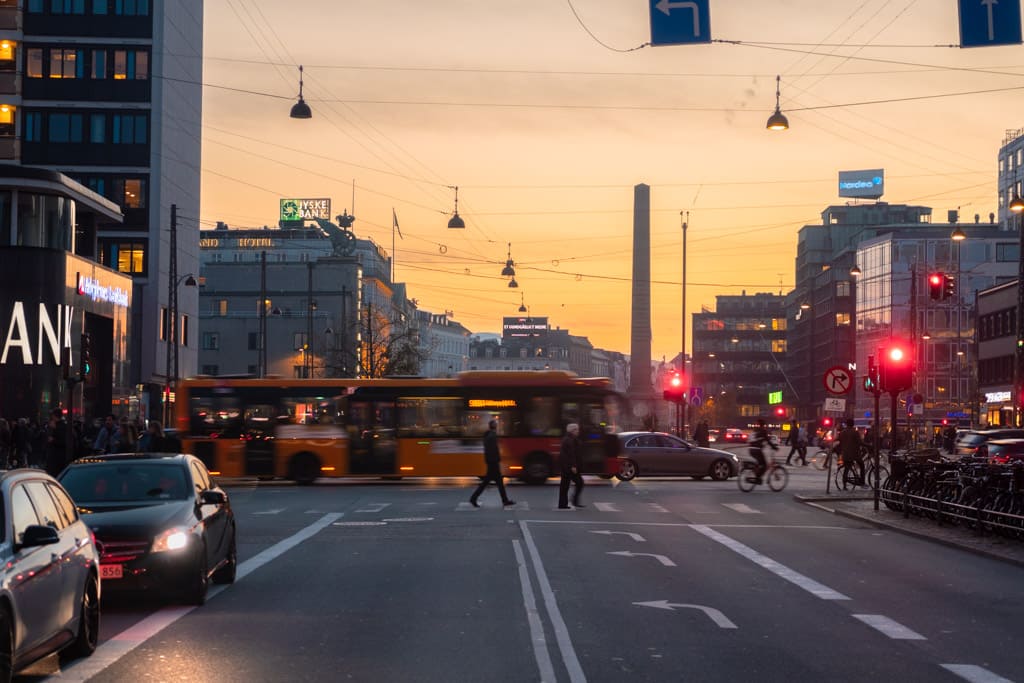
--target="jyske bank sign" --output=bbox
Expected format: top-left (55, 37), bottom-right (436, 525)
top-left (1, 302), bottom-right (73, 366)
top-left (280, 198), bottom-right (331, 221)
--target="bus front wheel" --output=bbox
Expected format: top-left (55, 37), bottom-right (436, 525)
top-left (289, 452), bottom-right (321, 485)
top-left (521, 453), bottom-right (552, 485)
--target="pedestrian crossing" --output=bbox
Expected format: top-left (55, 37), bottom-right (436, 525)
top-left (294, 499), bottom-right (806, 515)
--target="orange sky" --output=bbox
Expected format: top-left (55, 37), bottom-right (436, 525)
top-left (200, 0), bottom-right (1015, 362)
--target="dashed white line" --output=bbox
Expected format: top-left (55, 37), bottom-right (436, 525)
top-left (941, 664), bottom-right (1016, 683)
top-left (852, 614), bottom-right (926, 640)
top-left (593, 502), bottom-right (620, 512)
top-left (690, 525), bottom-right (850, 600)
top-left (647, 503), bottom-right (670, 513)
top-left (722, 503), bottom-right (761, 514)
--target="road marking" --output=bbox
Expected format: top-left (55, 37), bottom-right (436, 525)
top-left (594, 502), bottom-right (620, 512)
top-left (519, 521), bottom-right (586, 683)
top-left (691, 525), bottom-right (850, 600)
top-left (647, 503), bottom-right (670, 513)
top-left (512, 539), bottom-right (557, 683)
top-left (356, 503), bottom-right (390, 513)
top-left (633, 601), bottom-right (737, 628)
top-left (722, 503), bottom-right (761, 514)
top-left (852, 614), bottom-right (926, 640)
top-left (590, 530), bottom-right (646, 542)
top-left (607, 551), bottom-right (676, 566)
top-left (253, 508), bottom-right (285, 515)
top-left (941, 664), bottom-right (1016, 683)
top-left (59, 513), bottom-right (343, 682)
top-left (382, 517), bottom-right (433, 522)
top-left (333, 521), bottom-right (387, 526)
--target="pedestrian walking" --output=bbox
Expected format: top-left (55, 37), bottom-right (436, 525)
top-left (93, 414), bottom-right (119, 454)
top-left (44, 409), bottom-right (68, 477)
top-left (557, 423), bottom-right (584, 509)
top-left (839, 418), bottom-right (864, 484)
top-left (785, 419), bottom-right (799, 465)
top-left (468, 420), bottom-right (514, 508)
top-left (796, 423), bottom-right (809, 465)
top-left (693, 421), bottom-right (710, 447)
top-left (11, 418), bottom-right (31, 468)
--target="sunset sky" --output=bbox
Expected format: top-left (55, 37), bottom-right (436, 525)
top-left (200, 0), bottom-right (1018, 362)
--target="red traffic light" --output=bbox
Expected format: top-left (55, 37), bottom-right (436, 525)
top-left (888, 347), bottom-right (905, 362)
top-left (928, 272), bottom-right (943, 300)
top-left (670, 373), bottom-right (682, 388)
top-left (821, 417), bottom-right (833, 427)
top-left (774, 406), bottom-right (786, 417)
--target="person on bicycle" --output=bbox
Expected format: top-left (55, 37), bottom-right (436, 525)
top-left (749, 418), bottom-right (778, 484)
top-left (838, 418), bottom-right (864, 484)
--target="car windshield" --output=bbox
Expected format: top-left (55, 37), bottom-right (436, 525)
top-left (959, 433), bottom-right (989, 447)
top-left (60, 463), bottom-right (191, 503)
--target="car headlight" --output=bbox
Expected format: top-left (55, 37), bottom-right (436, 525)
top-left (151, 528), bottom-right (191, 553)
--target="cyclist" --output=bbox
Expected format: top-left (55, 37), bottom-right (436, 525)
top-left (749, 418), bottom-right (778, 484)
top-left (838, 418), bottom-right (864, 485)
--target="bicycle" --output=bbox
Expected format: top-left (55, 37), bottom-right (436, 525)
top-left (737, 457), bottom-right (788, 492)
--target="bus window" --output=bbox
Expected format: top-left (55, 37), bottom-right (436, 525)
top-left (244, 404), bottom-right (276, 439)
top-left (397, 397), bottom-right (460, 437)
top-left (189, 394), bottom-right (241, 438)
top-left (525, 397), bottom-right (561, 436)
top-left (280, 395), bottom-right (341, 426)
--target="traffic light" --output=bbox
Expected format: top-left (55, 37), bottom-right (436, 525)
top-left (79, 332), bottom-right (92, 378)
top-left (928, 273), bottom-right (943, 300)
top-left (878, 342), bottom-right (913, 393)
top-left (821, 416), bottom-right (833, 428)
top-left (663, 372), bottom-right (684, 403)
top-left (942, 274), bottom-right (956, 300)
top-left (773, 406), bottom-right (786, 418)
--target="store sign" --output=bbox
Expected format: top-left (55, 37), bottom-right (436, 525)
top-left (280, 198), bottom-right (331, 221)
top-left (237, 238), bottom-right (274, 248)
top-left (77, 276), bottom-right (129, 308)
top-left (838, 169), bottom-right (884, 199)
top-left (0, 302), bottom-right (72, 366)
top-left (767, 390), bottom-right (782, 405)
top-left (985, 391), bottom-right (1012, 403)
top-left (199, 238), bottom-right (220, 248)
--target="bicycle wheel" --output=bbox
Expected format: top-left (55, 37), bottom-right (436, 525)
top-left (767, 465), bottom-right (788, 491)
top-left (737, 463), bottom-right (757, 492)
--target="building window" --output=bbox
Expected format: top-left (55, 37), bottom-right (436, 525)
top-left (48, 0), bottom-right (86, 13)
top-left (201, 365), bottom-right (218, 376)
top-left (88, 114), bottom-right (105, 143)
top-left (159, 307), bottom-right (168, 341)
top-left (247, 332), bottom-right (258, 350)
top-left (771, 339), bottom-right (787, 353)
top-left (836, 280), bottom-right (851, 297)
top-left (49, 48), bottom-right (83, 79)
top-left (113, 0), bottom-right (149, 15)
top-left (217, 299), bottom-right (228, 316)
top-left (47, 112), bottom-right (84, 143)
top-left (201, 332), bottom-right (219, 350)
top-left (181, 315), bottom-right (189, 346)
top-left (92, 0), bottom-right (107, 14)
top-left (26, 49), bottom-right (43, 78)
top-left (111, 114), bottom-right (146, 144)
top-left (293, 332), bottom-right (307, 351)
top-left (835, 312), bottom-right (851, 326)
top-left (109, 241), bottom-right (145, 274)
top-left (112, 50), bottom-right (148, 80)
top-left (0, 105), bottom-right (14, 137)
top-left (90, 49), bottom-right (106, 78)
top-left (996, 243), bottom-right (1020, 262)
top-left (23, 112), bottom-right (41, 142)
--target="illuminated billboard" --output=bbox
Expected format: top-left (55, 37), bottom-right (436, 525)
top-left (279, 198), bottom-right (332, 222)
top-left (503, 316), bottom-right (548, 338)
top-left (838, 169), bottom-right (884, 199)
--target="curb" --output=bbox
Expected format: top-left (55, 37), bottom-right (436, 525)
top-left (794, 495), bottom-right (1024, 570)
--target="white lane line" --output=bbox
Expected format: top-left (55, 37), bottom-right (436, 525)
top-left (941, 664), bottom-right (1016, 683)
top-left (647, 503), bottom-right (670, 513)
top-left (519, 521), bottom-right (586, 683)
top-left (852, 614), bottom-right (926, 640)
top-left (513, 540), bottom-right (556, 683)
top-left (722, 503), bottom-right (761, 514)
top-left (356, 503), bottom-right (390, 513)
top-left (593, 502), bottom-right (619, 512)
top-left (691, 525), bottom-right (850, 601)
top-left (58, 513), bottom-right (343, 682)
top-left (253, 508), bottom-right (285, 515)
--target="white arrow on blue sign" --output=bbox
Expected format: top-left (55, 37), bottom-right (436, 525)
top-left (649, 0), bottom-right (711, 46)
top-left (690, 386), bottom-right (703, 406)
top-left (959, 0), bottom-right (1022, 47)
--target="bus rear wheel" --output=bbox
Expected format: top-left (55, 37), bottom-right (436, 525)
top-left (521, 454), bottom-right (552, 485)
top-left (289, 452), bottom-right (321, 485)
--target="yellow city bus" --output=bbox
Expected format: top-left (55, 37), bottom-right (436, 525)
top-left (174, 372), bottom-right (626, 484)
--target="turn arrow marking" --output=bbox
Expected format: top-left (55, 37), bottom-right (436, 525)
top-left (590, 530), bottom-right (646, 542)
top-left (633, 600), bottom-right (737, 629)
top-left (607, 551), bottom-right (676, 566)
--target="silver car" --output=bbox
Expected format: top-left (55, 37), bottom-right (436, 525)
top-left (616, 431), bottom-right (741, 481)
top-left (0, 469), bottom-right (101, 680)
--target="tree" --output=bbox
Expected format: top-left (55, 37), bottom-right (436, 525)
top-left (319, 304), bottom-right (428, 378)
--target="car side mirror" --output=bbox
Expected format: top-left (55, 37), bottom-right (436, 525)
top-left (199, 489), bottom-right (226, 506)
top-left (20, 524), bottom-right (60, 548)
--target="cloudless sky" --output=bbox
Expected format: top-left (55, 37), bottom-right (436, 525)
top-left (200, 0), bottom-right (1019, 362)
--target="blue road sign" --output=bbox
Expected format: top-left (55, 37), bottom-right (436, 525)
top-left (649, 0), bottom-right (711, 46)
top-left (959, 0), bottom-right (1022, 47)
top-left (690, 386), bottom-right (703, 406)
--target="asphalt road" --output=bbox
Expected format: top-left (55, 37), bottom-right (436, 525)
top-left (22, 465), bottom-right (1024, 682)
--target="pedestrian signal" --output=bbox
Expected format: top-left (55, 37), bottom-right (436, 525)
top-left (79, 332), bottom-right (92, 378)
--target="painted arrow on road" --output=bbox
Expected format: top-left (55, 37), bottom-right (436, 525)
top-left (590, 530), bottom-right (646, 542)
top-left (633, 601), bottom-right (737, 628)
top-left (607, 551), bottom-right (676, 566)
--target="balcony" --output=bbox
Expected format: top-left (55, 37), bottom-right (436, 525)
top-left (0, 135), bottom-right (19, 161)
top-left (0, 5), bottom-right (20, 31)
top-left (0, 71), bottom-right (17, 96)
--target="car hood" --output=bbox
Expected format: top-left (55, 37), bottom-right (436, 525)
top-left (78, 500), bottom-right (196, 539)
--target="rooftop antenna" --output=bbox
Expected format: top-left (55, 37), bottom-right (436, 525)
top-left (778, 273), bottom-right (784, 295)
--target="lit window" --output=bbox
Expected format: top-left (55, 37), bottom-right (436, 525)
top-left (0, 104), bottom-right (14, 137)
top-left (112, 242), bottom-right (145, 274)
top-left (26, 49), bottom-right (43, 78)
top-left (771, 340), bottom-right (787, 353)
top-left (112, 50), bottom-right (126, 79)
top-left (123, 178), bottom-right (144, 208)
top-left (835, 312), bottom-right (851, 326)
top-left (217, 299), bottom-right (228, 316)
top-left (0, 40), bottom-right (15, 70)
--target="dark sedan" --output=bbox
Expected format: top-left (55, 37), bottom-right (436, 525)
top-left (616, 432), bottom-right (742, 481)
top-left (58, 453), bottom-right (237, 606)
top-left (0, 469), bottom-right (100, 680)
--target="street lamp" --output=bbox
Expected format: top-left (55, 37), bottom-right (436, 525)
top-left (681, 211), bottom-right (689, 439)
top-left (164, 272), bottom-right (197, 424)
top-left (290, 65), bottom-right (312, 119)
top-left (765, 75), bottom-right (789, 131)
top-left (950, 225), bottom-right (965, 424)
top-left (447, 185), bottom-right (465, 229)
top-left (1010, 193), bottom-right (1024, 426)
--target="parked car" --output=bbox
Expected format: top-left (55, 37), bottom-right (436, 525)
top-left (721, 428), bottom-right (749, 444)
top-left (615, 432), bottom-right (741, 481)
top-left (0, 469), bottom-right (100, 680)
top-left (58, 453), bottom-right (237, 606)
top-left (955, 429), bottom-right (1024, 458)
top-left (981, 438), bottom-right (1024, 464)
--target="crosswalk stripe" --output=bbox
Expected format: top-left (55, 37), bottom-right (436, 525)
top-left (722, 503), bottom-right (761, 514)
top-left (594, 502), bottom-right (620, 512)
top-left (940, 664), bottom-right (1015, 683)
top-left (852, 614), bottom-right (926, 640)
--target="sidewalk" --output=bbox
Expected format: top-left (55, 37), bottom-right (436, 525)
top-left (796, 493), bottom-right (1024, 568)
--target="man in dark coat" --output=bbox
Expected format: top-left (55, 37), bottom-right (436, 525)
top-left (44, 409), bottom-right (68, 477)
top-left (469, 420), bottom-right (514, 508)
top-left (557, 423), bottom-right (584, 509)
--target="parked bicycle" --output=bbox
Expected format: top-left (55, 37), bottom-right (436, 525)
top-left (738, 457), bottom-right (788, 492)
